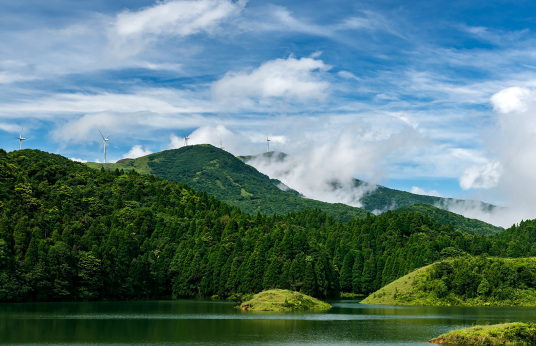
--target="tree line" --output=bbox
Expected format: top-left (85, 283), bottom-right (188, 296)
top-left (0, 149), bottom-right (534, 302)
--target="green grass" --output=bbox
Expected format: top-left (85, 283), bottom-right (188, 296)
top-left (240, 289), bottom-right (332, 312)
top-left (362, 257), bottom-right (536, 307)
top-left (360, 264), bottom-right (434, 306)
top-left (430, 323), bottom-right (536, 345)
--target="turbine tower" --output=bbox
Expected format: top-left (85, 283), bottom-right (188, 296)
top-left (16, 128), bottom-right (26, 150)
top-left (219, 138), bottom-right (224, 150)
top-left (98, 129), bottom-right (110, 163)
top-left (266, 136), bottom-right (271, 153)
top-left (183, 132), bottom-right (190, 146)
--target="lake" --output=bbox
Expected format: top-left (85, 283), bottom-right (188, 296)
top-left (1, 300), bottom-right (536, 345)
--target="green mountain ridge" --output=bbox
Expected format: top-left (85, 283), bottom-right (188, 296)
top-left (92, 145), bottom-right (502, 234)
top-left (0, 148), bottom-right (533, 303)
top-left (90, 145), bottom-right (369, 221)
top-left (240, 151), bottom-right (498, 214)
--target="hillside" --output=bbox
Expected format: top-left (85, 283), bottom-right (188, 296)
top-left (87, 145), bottom-right (502, 235)
top-left (89, 145), bottom-right (369, 221)
top-left (394, 204), bottom-right (502, 235)
top-left (3, 148), bottom-right (532, 303)
top-left (241, 152), bottom-right (498, 213)
top-left (362, 256), bottom-right (536, 306)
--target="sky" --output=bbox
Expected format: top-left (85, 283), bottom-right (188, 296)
top-left (1, 0), bottom-right (536, 227)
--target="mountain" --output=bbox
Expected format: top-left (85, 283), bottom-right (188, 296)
top-left (0, 148), bottom-right (533, 303)
top-left (240, 151), bottom-right (498, 214)
top-left (88, 145), bottom-right (369, 221)
top-left (87, 145), bottom-right (503, 234)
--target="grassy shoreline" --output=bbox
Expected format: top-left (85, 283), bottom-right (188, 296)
top-left (430, 323), bottom-right (536, 345)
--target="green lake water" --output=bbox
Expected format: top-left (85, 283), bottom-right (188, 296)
top-left (1, 300), bottom-right (536, 345)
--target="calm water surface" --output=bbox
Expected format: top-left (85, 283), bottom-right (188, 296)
top-left (1, 299), bottom-right (536, 345)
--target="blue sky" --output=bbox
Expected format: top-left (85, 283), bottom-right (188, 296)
top-left (2, 0), bottom-right (536, 225)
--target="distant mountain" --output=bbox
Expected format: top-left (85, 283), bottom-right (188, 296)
top-left (88, 145), bottom-right (369, 221)
top-left (87, 145), bottom-right (502, 233)
top-left (240, 152), bottom-right (497, 214)
top-left (350, 179), bottom-right (497, 213)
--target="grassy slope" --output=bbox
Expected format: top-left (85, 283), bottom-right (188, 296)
top-left (240, 289), bottom-right (331, 311)
top-left (362, 257), bottom-right (536, 307)
top-left (88, 145), bottom-right (368, 222)
top-left (360, 264), bottom-right (434, 306)
top-left (430, 323), bottom-right (536, 345)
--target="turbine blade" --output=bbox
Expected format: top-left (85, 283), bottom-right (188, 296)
top-left (98, 129), bottom-right (105, 139)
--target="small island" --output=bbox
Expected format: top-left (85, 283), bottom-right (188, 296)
top-left (240, 289), bottom-right (332, 312)
top-left (429, 322), bottom-right (536, 345)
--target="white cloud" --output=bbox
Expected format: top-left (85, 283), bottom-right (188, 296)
top-left (114, 0), bottom-right (245, 38)
top-left (0, 71), bottom-right (38, 84)
top-left (69, 157), bottom-right (88, 163)
top-left (0, 122), bottom-right (21, 133)
top-left (212, 56), bottom-right (331, 104)
top-left (411, 186), bottom-right (442, 197)
top-left (246, 122), bottom-right (424, 207)
top-left (123, 145), bottom-right (152, 159)
top-left (459, 162), bottom-right (502, 190)
top-left (490, 87), bottom-right (531, 114)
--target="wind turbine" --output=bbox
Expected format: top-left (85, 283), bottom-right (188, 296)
top-left (219, 137), bottom-right (224, 150)
top-left (16, 128), bottom-right (26, 150)
top-left (266, 136), bottom-right (271, 153)
top-left (98, 129), bottom-right (110, 163)
top-left (183, 132), bottom-right (190, 147)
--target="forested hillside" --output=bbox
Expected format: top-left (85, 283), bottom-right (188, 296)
top-left (239, 151), bottom-right (498, 214)
top-left (362, 256), bottom-right (536, 306)
top-left (0, 149), bottom-right (533, 303)
top-left (87, 145), bottom-right (502, 234)
top-left (88, 145), bottom-right (369, 221)
top-left (394, 204), bottom-right (502, 235)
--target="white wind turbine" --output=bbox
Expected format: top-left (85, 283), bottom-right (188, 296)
top-left (98, 129), bottom-right (110, 163)
top-left (16, 127), bottom-right (26, 150)
top-left (266, 136), bottom-right (271, 153)
top-left (183, 132), bottom-right (190, 147)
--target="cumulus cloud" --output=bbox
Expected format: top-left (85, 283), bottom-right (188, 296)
top-left (246, 123), bottom-right (424, 208)
top-left (69, 157), bottom-right (88, 163)
top-left (490, 87), bottom-right (531, 114)
top-left (211, 55), bottom-right (331, 105)
top-left (451, 86), bottom-right (536, 227)
top-left (459, 162), bottom-right (502, 190)
top-left (122, 145), bottom-right (152, 159)
top-left (168, 124), bottom-right (252, 153)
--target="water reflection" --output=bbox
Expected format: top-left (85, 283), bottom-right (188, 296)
top-left (1, 300), bottom-right (535, 345)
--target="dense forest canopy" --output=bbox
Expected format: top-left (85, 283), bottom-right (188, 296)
top-left (0, 149), bottom-right (534, 302)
